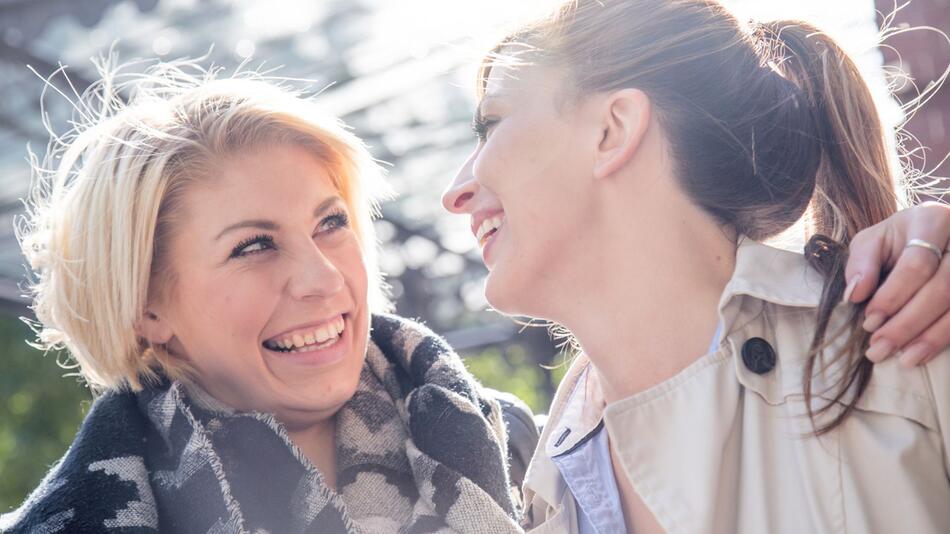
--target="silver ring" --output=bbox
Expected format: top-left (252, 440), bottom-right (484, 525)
top-left (905, 238), bottom-right (944, 261)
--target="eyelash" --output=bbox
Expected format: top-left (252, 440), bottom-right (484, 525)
top-left (231, 234), bottom-right (275, 258)
top-left (321, 210), bottom-right (350, 232)
top-left (471, 114), bottom-right (497, 141)
top-left (229, 209), bottom-right (351, 259)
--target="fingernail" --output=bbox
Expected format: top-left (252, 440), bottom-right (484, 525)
top-left (899, 342), bottom-right (931, 368)
top-left (862, 312), bottom-right (886, 333)
top-left (865, 339), bottom-right (895, 362)
top-left (842, 274), bottom-right (862, 304)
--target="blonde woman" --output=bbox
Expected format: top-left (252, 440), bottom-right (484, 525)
top-left (442, 1), bottom-right (950, 532)
top-left (0, 66), bottom-right (529, 533)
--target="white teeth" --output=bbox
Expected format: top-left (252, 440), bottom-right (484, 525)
top-left (475, 215), bottom-right (504, 244)
top-left (268, 315), bottom-right (346, 351)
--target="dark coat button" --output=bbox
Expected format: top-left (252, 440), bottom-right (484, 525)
top-left (741, 337), bottom-right (776, 374)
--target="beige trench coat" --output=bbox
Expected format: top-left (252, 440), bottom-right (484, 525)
top-left (523, 239), bottom-right (950, 534)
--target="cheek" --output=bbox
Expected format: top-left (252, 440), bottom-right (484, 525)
top-left (476, 119), bottom-right (571, 203)
top-left (338, 241), bottom-right (369, 301)
top-left (180, 268), bottom-right (281, 342)
top-left (475, 131), bottom-right (530, 185)
top-left (317, 233), bottom-right (369, 310)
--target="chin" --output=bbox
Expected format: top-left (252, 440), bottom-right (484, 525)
top-left (276, 379), bottom-right (360, 428)
top-left (486, 263), bottom-right (570, 327)
top-left (278, 322), bottom-right (369, 424)
top-left (485, 271), bottom-right (538, 318)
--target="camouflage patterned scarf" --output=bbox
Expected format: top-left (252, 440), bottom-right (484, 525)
top-left (0, 314), bottom-right (523, 533)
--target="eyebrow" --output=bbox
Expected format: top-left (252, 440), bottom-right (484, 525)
top-left (215, 196), bottom-right (345, 240)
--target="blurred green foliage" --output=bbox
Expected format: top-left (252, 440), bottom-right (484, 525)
top-left (464, 343), bottom-right (568, 415)
top-left (0, 316), bottom-right (91, 512)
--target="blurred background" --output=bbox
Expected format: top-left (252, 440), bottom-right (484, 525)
top-left (0, 0), bottom-right (946, 510)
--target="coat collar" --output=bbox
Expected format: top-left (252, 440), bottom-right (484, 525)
top-left (543, 360), bottom-right (606, 459)
top-left (522, 354), bottom-right (594, 511)
top-left (719, 237), bottom-right (825, 312)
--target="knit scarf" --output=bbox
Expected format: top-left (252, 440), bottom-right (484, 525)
top-left (0, 314), bottom-right (523, 533)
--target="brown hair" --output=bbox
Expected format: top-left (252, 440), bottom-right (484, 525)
top-left (481, 0), bottom-right (907, 433)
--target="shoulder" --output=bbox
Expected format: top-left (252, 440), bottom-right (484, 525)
top-left (0, 390), bottom-right (157, 533)
top-left (487, 388), bottom-right (541, 490)
top-left (368, 313), bottom-right (544, 500)
top-left (491, 389), bottom-right (539, 441)
top-left (725, 240), bottom-right (940, 424)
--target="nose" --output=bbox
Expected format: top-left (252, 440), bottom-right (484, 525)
top-left (286, 244), bottom-right (345, 301)
top-left (441, 155), bottom-right (478, 214)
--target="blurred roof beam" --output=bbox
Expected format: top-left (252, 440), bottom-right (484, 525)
top-left (0, 41), bottom-right (95, 94)
top-left (0, 109), bottom-right (44, 144)
top-left (0, 0), bottom-right (159, 41)
top-left (320, 46), bottom-right (466, 118)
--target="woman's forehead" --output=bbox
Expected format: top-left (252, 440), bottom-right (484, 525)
top-left (482, 63), bottom-right (565, 103)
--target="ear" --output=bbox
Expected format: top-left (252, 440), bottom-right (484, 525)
top-left (593, 89), bottom-right (651, 180)
top-left (134, 309), bottom-right (175, 346)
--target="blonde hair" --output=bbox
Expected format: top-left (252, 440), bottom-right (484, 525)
top-left (18, 59), bottom-right (391, 393)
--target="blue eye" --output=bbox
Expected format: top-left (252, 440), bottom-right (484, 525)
top-left (230, 235), bottom-right (275, 258)
top-left (320, 210), bottom-right (350, 233)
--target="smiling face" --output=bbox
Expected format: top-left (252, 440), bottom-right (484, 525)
top-left (442, 63), bottom-right (603, 319)
top-left (147, 143), bottom-right (369, 428)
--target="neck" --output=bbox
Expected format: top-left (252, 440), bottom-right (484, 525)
top-left (287, 416), bottom-right (338, 489)
top-left (556, 186), bottom-right (737, 405)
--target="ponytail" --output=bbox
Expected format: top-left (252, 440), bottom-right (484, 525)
top-left (759, 21), bottom-right (900, 434)
top-left (758, 21), bottom-right (899, 240)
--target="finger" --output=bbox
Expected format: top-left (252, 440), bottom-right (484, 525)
top-left (867, 255), bottom-right (950, 355)
top-left (844, 222), bottom-right (889, 304)
top-left (863, 246), bottom-right (942, 332)
top-left (897, 309), bottom-right (950, 367)
top-left (848, 202), bottom-right (950, 306)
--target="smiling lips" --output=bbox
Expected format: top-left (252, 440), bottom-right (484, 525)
top-left (263, 315), bottom-right (346, 353)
